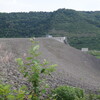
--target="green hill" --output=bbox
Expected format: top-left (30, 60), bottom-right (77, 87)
top-left (0, 9), bottom-right (100, 50)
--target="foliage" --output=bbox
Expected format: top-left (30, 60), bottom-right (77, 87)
top-left (0, 9), bottom-right (100, 50)
top-left (1, 81), bottom-right (100, 100)
top-left (16, 39), bottom-right (57, 100)
top-left (51, 85), bottom-right (85, 100)
top-left (86, 93), bottom-right (100, 100)
top-left (51, 85), bottom-right (100, 100)
top-left (88, 50), bottom-right (100, 59)
top-left (0, 82), bottom-right (13, 100)
top-left (0, 39), bottom-right (57, 100)
top-left (68, 36), bottom-right (100, 50)
top-left (0, 82), bottom-right (31, 100)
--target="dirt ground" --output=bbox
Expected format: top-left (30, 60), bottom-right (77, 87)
top-left (0, 38), bottom-right (100, 93)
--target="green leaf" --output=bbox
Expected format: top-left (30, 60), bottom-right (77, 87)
top-left (41, 69), bottom-right (45, 73)
top-left (33, 45), bottom-right (39, 51)
top-left (41, 89), bottom-right (46, 94)
top-left (7, 94), bottom-right (15, 99)
top-left (43, 59), bottom-right (49, 65)
top-left (26, 57), bottom-right (33, 60)
top-left (32, 60), bottom-right (39, 65)
top-left (26, 63), bottom-right (33, 65)
top-left (45, 84), bottom-right (49, 88)
top-left (20, 85), bottom-right (27, 90)
top-left (16, 58), bottom-right (24, 66)
top-left (28, 94), bottom-right (32, 99)
top-left (24, 72), bottom-right (28, 77)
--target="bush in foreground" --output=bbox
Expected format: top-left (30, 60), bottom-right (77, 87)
top-left (0, 39), bottom-right (57, 100)
top-left (51, 85), bottom-right (85, 100)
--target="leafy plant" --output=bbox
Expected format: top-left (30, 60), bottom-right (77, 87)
top-left (0, 82), bottom-right (13, 100)
top-left (0, 82), bottom-right (32, 100)
top-left (0, 38), bottom-right (57, 100)
top-left (86, 93), bottom-right (100, 100)
top-left (51, 85), bottom-right (85, 100)
top-left (16, 38), bottom-right (57, 100)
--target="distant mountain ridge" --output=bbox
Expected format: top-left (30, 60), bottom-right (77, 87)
top-left (0, 9), bottom-right (100, 50)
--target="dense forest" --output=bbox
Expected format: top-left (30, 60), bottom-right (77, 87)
top-left (0, 9), bottom-right (100, 50)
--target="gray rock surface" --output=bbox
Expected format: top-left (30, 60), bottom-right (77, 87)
top-left (0, 38), bottom-right (100, 93)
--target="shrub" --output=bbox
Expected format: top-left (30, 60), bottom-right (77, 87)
top-left (0, 82), bottom-right (31, 100)
top-left (88, 50), bottom-right (100, 59)
top-left (0, 82), bottom-right (13, 100)
top-left (0, 38), bottom-right (57, 100)
top-left (52, 85), bottom-right (85, 100)
top-left (16, 39), bottom-right (57, 100)
top-left (86, 93), bottom-right (100, 100)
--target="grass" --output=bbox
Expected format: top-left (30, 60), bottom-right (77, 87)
top-left (88, 50), bottom-right (100, 59)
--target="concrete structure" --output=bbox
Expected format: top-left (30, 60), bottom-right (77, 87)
top-left (46, 35), bottom-right (68, 45)
top-left (52, 37), bottom-right (66, 43)
top-left (81, 48), bottom-right (88, 52)
top-left (46, 35), bottom-right (53, 38)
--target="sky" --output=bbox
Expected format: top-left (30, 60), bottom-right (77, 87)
top-left (0, 0), bottom-right (100, 12)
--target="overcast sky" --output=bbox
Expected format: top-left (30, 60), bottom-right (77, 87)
top-left (0, 0), bottom-right (100, 12)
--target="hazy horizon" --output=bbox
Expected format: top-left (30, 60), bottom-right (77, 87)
top-left (0, 0), bottom-right (100, 13)
top-left (0, 8), bottom-right (100, 13)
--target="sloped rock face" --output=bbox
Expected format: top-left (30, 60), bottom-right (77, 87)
top-left (0, 38), bottom-right (100, 93)
top-left (0, 38), bottom-right (31, 89)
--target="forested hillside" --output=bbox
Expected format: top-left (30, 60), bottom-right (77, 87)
top-left (0, 9), bottom-right (100, 50)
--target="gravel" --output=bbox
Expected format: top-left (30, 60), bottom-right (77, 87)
top-left (0, 38), bottom-right (100, 93)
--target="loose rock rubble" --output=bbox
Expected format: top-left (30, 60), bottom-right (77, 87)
top-left (0, 38), bottom-right (100, 94)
